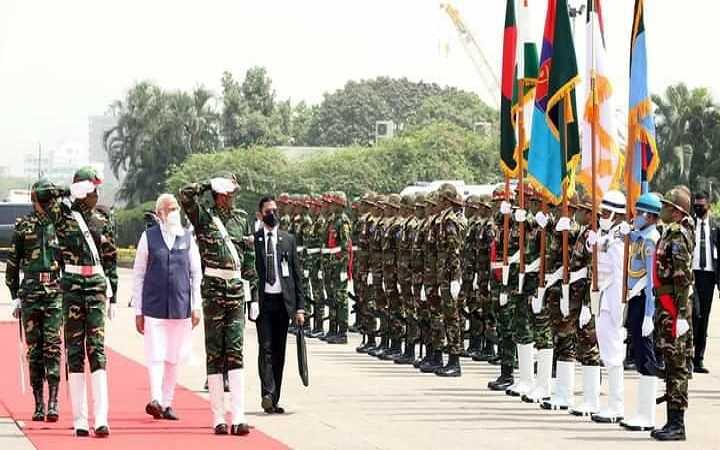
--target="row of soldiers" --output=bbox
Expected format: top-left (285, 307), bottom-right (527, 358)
top-left (277, 181), bottom-right (693, 441)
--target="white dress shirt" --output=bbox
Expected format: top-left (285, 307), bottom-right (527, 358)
top-left (133, 225), bottom-right (203, 315)
top-left (263, 225), bottom-right (282, 294)
top-left (692, 217), bottom-right (714, 272)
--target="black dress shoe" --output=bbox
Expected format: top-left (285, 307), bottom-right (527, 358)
top-left (94, 426), bottom-right (110, 438)
top-left (693, 364), bottom-right (709, 374)
top-left (231, 423), bottom-right (251, 435)
top-left (327, 334), bottom-right (348, 344)
top-left (162, 407), bottom-right (179, 420)
top-left (145, 400), bottom-right (163, 419)
top-left (261, 395), bottom-right (274, 412)
top-left (272, 405), bottom-right (285, 414)
top-left (75, 429), bottom-right (90, 437)
top-left (214, 424), bottom-right (229, 435)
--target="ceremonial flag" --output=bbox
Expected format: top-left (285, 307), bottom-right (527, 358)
top-left (577, 0), bottom-right (623, 201)
top-left (625, 0), bottom-right (659, 214)
top-left (500, 0), bottom-right (519, 177)
top-left (527, 0), bottom-right (581, 204)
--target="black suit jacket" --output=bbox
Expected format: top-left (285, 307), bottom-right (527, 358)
top-left (254, 228), bottom-right (305, 316)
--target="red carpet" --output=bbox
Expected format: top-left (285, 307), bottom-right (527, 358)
top-left (0, 322), bottom-right (288, 450)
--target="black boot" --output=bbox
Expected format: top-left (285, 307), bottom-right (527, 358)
top-left (327, 332), bottom-right (348, 344)
top-left (357, 336), bottom-right (375, 353)
top-left (46, 383), bottom-right (59, 422)
top-left (653, 409), bottom-right (686, 441)
top-left (463, 336), bottom-right (482, 358)
top-left (419, 351), bottom-right (444, 373)
top-left (488, 365), bottom-right (514, 391)
top-left (309, 320), bottom-right (324, 338)
top-left (435, 355), bottom-right (462, 377)
top-left (32, 385), bottom-right (45, 421)
top-left (474, 340), bottom-right (496, 362)
top-left (651, 402), bottom-right (672, 439)
top-left (379, 339), bottom-right (402, 361)
top-left (394, 341), bottom-right (416, 365)
top-left (368, 336), bottom-right (389, 357)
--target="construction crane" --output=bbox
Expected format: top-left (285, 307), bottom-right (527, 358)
top-left (440, 2), bottom-right (501, 107)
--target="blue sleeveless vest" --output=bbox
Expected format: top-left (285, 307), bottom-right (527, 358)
top-left (142, 226), bottom-right (192, 319)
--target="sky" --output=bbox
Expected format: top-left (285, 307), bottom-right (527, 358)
top-left (0, 0), bottom-right (717, 173)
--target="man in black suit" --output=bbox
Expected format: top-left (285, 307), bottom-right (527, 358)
top-left (253, 195), bottom-right (305, 413)
top-left (692, 191), bottom-right (719, 374)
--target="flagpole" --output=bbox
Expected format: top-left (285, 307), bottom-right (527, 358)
top-left (560, 98), bottom-right (570, 287)
top-left (518, 78), bottom-right (526, 277)
top-left (589, 0), bottom-right (599, 294)
top-left (503, 176), bottom-right (510, 270)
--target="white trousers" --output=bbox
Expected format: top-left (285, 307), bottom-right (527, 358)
top-left (145, 317), bottom-right (191, 407)
top-left (596, 310), bottom-right (625, 367)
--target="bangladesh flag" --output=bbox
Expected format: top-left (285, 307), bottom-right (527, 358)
top-left (500, 0), bottom-right (518, 177)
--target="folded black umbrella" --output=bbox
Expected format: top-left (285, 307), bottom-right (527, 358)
top-left (296, 328), bottom-right (309, 387)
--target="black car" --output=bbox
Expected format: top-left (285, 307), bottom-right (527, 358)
top-left (0, 202), bottom-right (34, 258)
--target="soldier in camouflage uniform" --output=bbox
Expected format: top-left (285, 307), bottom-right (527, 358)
top-left (44, 167), bottom-right (117, 437)
top-left (434, 184), bottom-right (467, 377)
top-left (368, 195), bottom-right (391, 357)
top-left (320, 194), bottom-right (338, 341)
top-left (323, 192), bottom-right (352, 344)
top-left (348, 198), bottom-right (362, 334)
top-left (474, 196), bottom-right (497, 362)
top-left (277, 193), bottom-right (292, 231)
top-left (6, 178), bottom-right (63, 423)
top-left (651, 187), bottom-right (694, 441)
top-left (306, 197), bottom-right (327, 338)
top-left (419, 192), bottom-right (445, 373)
top-left (355, 193), bottom-right (377, 352)
top-left (292, 196), bottom-right (314, 335)
top-left (410, 194), bottom-right (429, 367)
top-left (488, 187), bottom-right (517, 390)
top-left (393, 194), bottom-right (419, 364)
top-left (461, 196), bottom-right (482, 359)
top-left (378, 194), bottom-right (404, 359)
top-left (179, 173), bottom-right (254, 435)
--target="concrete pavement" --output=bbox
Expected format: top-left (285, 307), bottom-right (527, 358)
top-left (0, 267), bottom-right (718, 449)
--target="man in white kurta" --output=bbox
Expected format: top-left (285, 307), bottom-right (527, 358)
top-left (591, 190), bottom-right (629, 424)
top-left (133, 194), bottom-right (202, 420)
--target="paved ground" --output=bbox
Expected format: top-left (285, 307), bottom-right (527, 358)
top-left (0, 266), bottom-right (718, 449)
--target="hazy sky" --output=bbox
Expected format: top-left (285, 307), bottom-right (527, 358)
top-left (0, 0), bottom-right (717, 171)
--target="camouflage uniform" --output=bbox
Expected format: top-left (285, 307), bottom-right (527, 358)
top-left (419, 194), bottom-right (445, 372)
top-left (461, 200), bottom-right (482, 356)
top-left (381, 195), bottom-right (404, 357)
top-left (355, 197), bottom-right (376, 350)
top-left (321, 203), bottom-right (338, 338)
top-left (368, 199), bottom-right (390, 356)
top-left (323, 193), bottom-right (352, 343)
top-left (293, 200), bottom-right (314, 332)
top-left (396, 195), bottom-right (419, 363)
top-left (307, 205), bottom-right (327, 337)
top-left (476, 207), bottom-right (498, 360)
top-left (568, 225), bottom-right (600, 365)
top-left (6, 179), bottom-right (63, 420)
top-left (179, 181), bottom-right (255, 375)
top-left (653, 193), bottom-right (694, 439)
top-left (411, 198), bottom-right (429, 360)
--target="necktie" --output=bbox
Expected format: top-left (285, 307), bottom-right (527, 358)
top-left (266, 232), bottom-right (276, 285)
top-left (700, 220), bottom-right (707, 269)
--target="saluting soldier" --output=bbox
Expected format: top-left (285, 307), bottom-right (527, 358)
top-left (6, 178), bottom-right (63, 423)
top-left (45, 167), bottom-right (118, 438)
top-left (179, 173), bottom-right (255, 436)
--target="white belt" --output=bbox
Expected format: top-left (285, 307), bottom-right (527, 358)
top-left (306, 248), bottom-right (321, 255)
top-left (351, 246), bottom-right (359, 252)
top-left (490, 262), bottom-right (503, 270)
top-left (322, 247), bottom-right (341, 255)
top-left (524, 258), bottom-right (541, 274)
top-left (204, 267), bottom-right (243, 281)
top-left (297, 246), bottom-right (305, 252)
top-left (628, 276), bottom-right (647, 300)
top-left (570, 267), bottom-right (588, 285)
top-left (64, 264), bottom-right (104, 277)
top-left (508, 251), bottom-right (520, 265)
top-left (544, 266), bottom-right (564, 288)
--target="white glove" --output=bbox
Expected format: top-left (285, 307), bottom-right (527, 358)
top-left (249, 302), bottom-right (259, 320)
top-left (450, 280), bottom-right (461, 300)
top-left (560, 292), bottom-right (570, 318)
top-left (535, 211), bottom-right (548, 229)
top-left (210, 177), bottom-right (237, 194)
top-left (531, 296), bottom-right (542, 314)
top-left (367, 272), bottom-right (374, 286)
top-left (555, 217), bottom-right (572, 232)
top-left (500, 201), bottom-right (512, 215)
top-left (317, 270), bottom-right (323, 280)
top-left (514, 208), bottom-right (527, 223)
top-left (347, 280), bottom-right (355, 295)
top-left (472, 273), bottom-right (479, 290)
top-left (641, 316), bottom-right (654, 337)
top-left (579, 305), bottom-right (591, 328)
top-left (69, 180), bottom-right (96, 200)
top-left (11, 298), bottom-right (21, 318)
top-left (420, 285), bottom-right (427, 302)
top-left (619, 221), bottom-right (631, 236)
top-left (397, 283), bottom-right (402, 294)
top-left (107, 303), bottom-right (117, 320)
top-left (303, 269), bottom-right (310, 278)
top-left (340, 271), bottom-right (348, 282)
top-left (676, 318), bottom-right (690, 337)
top-left (438, 286), bottom-right (442, 297)
top-left (499, 292), bottom-right (508, 307)
top-left (382, 281), bottom-right (387, 292)
top-left (586, 230), bottom-right (598, 247)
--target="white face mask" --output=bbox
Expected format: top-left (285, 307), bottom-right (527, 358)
top-left (599, 212), bottom-right (615, 231)
top-left (165, 210), bottom-right (182, 231)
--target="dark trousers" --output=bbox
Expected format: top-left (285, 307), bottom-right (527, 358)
top-left (627, 293), bottom-right (657, 376)
top-left (693, 270), bottom-right (716, 365)
top-left (256, 293), bottom-right (290, 406)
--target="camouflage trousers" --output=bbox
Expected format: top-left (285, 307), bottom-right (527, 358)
top-left (371, 271), bottom-right (387, 337)
top-left (21, 296), bottom-right (62, 387)
top-left (384, 275), bottom-right (403, 341)
top-left (301, 268), bottom-right (313, 328)
top-left (202, 278), bottom-right (245, 375)
top-left (309, 263), bottom-right (326, 331)
top-left (440, 285), bottom-right (463, 356)
top-left (400, 281), bottom-right (417, 343)
top-left (354, 271), bottom-right (368, 335)
top-left (547, 285), bottom-right (575, 360)
top-left (416, 284), bottom-right (431, 346)
top-left (656, 308), bottom-right (690, 411)
top-left (427, 283), bottom-right (445, 350)
top-left (63, 290), bottom-right (107, 373)
top-left (463, 280), bottom-right (483, 340)
top-left (481, 278), bottom-right (497, 346)
top-left (327, 262), bottom-right (349, 333)
top-left (525, 276), bottom-right (552, 350)
top-left (511, 290), bottom-right (533, 346)
top-left (495, 283), bottom-right (516, 367)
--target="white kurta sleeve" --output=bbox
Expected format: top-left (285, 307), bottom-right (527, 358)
top-left (189, 234), bottom-right (202, 311)
top-left (132, 232), bottom-right (149, 316)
